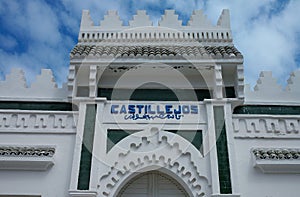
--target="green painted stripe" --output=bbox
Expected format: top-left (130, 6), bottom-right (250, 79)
top-left (214, 106), bottom-right (232, 194)
top-left (106, 129), bottom-right (135, 152)
top-left (165, 130), bottom-right (203, 154)
top-left (0, 101), bottom-right (77, 111)
top-left (98, 88), bottom-right (212, 101)
top-left (234, 105), bottom-right (300, 115)
top-left (78, 104), bottom-right (96, 190)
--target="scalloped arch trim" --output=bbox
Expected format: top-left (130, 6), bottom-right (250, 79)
top-left (97, 129), bottom-right (211, 197)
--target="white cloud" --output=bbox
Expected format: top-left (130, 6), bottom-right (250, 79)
top-left (0, 0), bottom-right (299, 89)
top-left (25, 1), bottom-right (61, 46)
top-left (202, 0), bottom-right (300, 87)
top-left (0, 0), bottom-right (74, 86)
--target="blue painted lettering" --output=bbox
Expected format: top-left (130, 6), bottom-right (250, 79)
top-left (120, 105), bottom-right (127, 114)
top-left (111, 105), bottom-right (119, 114)
top-left (128, 105), bottom-right (135, 114)
top-left (182, 105), bottom-right (190, 114)
top-left (191, 105), bottom-right (198, 114)
top-left (165, 105), bottom-right (172, 114)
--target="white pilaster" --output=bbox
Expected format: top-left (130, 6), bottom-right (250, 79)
top-left (89, 65), bottom-right (97, 98)
top-left (224, 103), bottom-right (240, 195)
top-left (69, 102), bottom-right (87, 191)
top-left (205, 101), bottom-right (220, 194)
top-left (214, 65), bottom-right (223, 99)
top-left (89, 101), bottom-right (106, 191)
top-left (235, 64), bottom-right (244, 99)
top-left (68, 65), bottom-right (77, 99)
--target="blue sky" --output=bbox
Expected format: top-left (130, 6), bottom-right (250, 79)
top-left (0, 0), bottom-right (299, 88)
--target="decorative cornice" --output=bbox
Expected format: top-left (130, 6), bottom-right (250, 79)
top-left (0, 146), bottom-right (55, 157)
top-left (253, 148), bottom-right (300, 160)
top-left (232, 115), bottom-right (300, 139)
top-left (0, 145), bottom-right (55, 171)
top-left (70, 45), bottom-right (242, 59)
top-left (252, 148), bottom-right (300, 174)
top-left (0, 110), bottom-right (78, 133)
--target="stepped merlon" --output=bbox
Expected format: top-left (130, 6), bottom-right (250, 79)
top-left (78, 9), bottom-right (233, 44)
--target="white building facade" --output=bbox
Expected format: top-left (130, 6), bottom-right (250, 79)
top-left (0, 9), bottom-right (300, 197)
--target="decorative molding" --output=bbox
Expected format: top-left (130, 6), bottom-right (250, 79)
top-left (0, 110), bottom-right (77, 133)
top-left (67, 64), bottom-right (76, 99)
top-left (69, 190), bottom-right (97, 197)
top-left (0, 146), bottom-right (55, 171)
top-left (70, 45), bottom-right (242, 59)
top-left (252, 148), bottom-right (300, 174)
top-left (97, 129), bottom-right (211, 197)
top-left (0, 146), bottom-right (55, 157)
top-left (235, 64), bottom-right (244, 99)
top-left (253, 148), bottom-right (300, 160)
top-left (232, 114), bottom-right (300, 138)
top-left (0, 69), bottom-right (68, 101)
top-left (214, 65), bottom-right (223, 99)
top-left (211, 195), bottom-right (240, 197)
top-left (89, 65), bottom-right (97, 98)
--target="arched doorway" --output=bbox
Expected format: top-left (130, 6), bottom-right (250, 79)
top-left (117, 170), bottom-right (189, 197)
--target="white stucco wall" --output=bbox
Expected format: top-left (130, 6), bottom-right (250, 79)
top-left (233, 125), bottom-right (300, 197)
top-left (0, 131), bottom-right (76, 196)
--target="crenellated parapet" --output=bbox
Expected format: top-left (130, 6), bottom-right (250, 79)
top-left (0, 68), bottom-right (68, 101)
top-left (245, 70), bottom-right (300, 105)
top-left (78, 9), bottom-right (232, 44)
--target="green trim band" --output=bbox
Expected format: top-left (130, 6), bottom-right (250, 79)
top-left (98, 88), bottom-right (212, 101)
top-left (107, 129), bottom-right (134, 152)
top-left (214, 106), bottom-right (232, 194)
top-left (77, 104), bottom-right (96, 190)
top-left (165, 130), bottom-right (203, 154)
top-left (0, 101), bottom-right (77, 111)
top-left (234, 105), bottom-right (300, 115)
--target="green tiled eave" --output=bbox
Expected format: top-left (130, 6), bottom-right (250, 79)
top-left (233, 105), bottom-right (300, 115)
